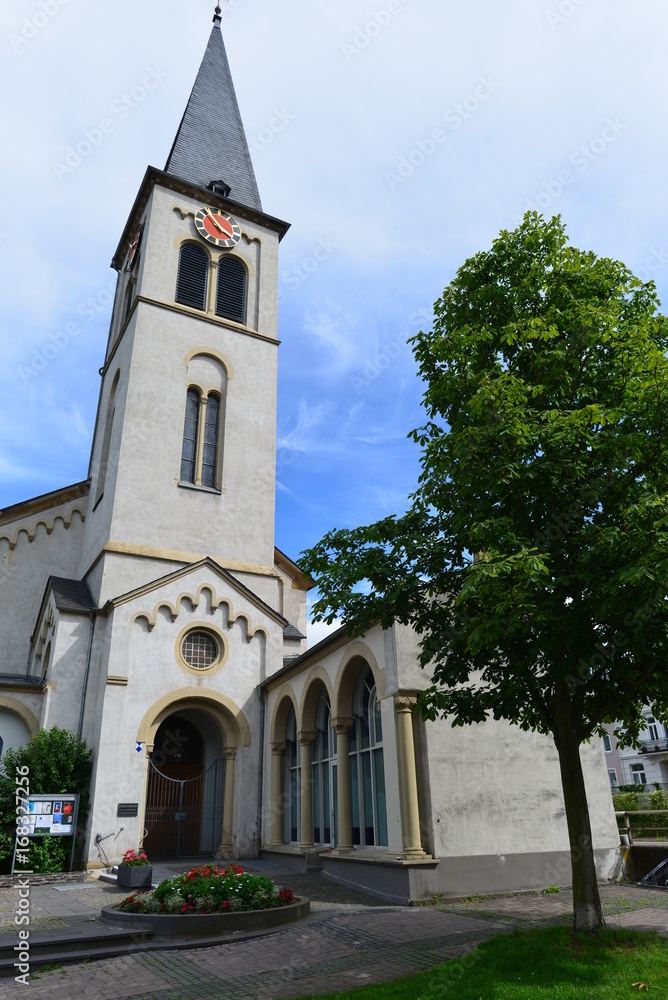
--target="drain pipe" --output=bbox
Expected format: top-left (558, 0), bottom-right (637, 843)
top-left (256, 686), bottom-right (266, 854)
top-left (77, 611), bottom-right (96, 741)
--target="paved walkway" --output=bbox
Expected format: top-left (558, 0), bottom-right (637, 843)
top-left (1, 863), bottom-right (668, 998)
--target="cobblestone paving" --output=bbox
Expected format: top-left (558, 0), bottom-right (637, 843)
top-left (431, 883), bottom-right (668, 926)
top-left (1, 871), bottom-right (667, 999)
top-left (0, 909), bottom-right (503, 999)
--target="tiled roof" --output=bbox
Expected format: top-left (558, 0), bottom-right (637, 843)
top-left (50, 578), bottom-right (95, 614)
top-left (164, 25), bottom-right (262, 212)
top-left (283, 623), bottom-right (306, 641)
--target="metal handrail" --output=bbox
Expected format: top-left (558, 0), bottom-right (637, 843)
top-left (615, 809), bottom-right (668, 847)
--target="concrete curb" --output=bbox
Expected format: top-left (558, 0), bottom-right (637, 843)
top-left (101, 896), bottom-right (310, 939)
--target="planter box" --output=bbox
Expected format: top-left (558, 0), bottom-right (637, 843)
top-left (117, 864), bottom-right (153, 889)
top-left (101, 896), bottom-right (310, 939)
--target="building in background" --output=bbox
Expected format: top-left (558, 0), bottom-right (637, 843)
top-left (604, 710), bottom-right (668, 789)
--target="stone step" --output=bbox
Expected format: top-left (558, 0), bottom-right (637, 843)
top-left (0, 928), bottom-right (155, 978)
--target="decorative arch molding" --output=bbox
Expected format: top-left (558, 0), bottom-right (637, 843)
top-left (182, 346), bottom-right (234, 380)
top-left (270, 684), bottom-right (299, 743)
top-left (0, 508), bottom-right (86, 552)
top-left (172, 206), bottom-right (261, 255)
top-left (130, 583), bottom-right (270, 643)
top-left (0, 698), bottom-right (40, 739)
top-left (299, 666), bottom-right (336, 732)
top-left (137, 688), bottom-right (251, 749)
top-left (334, 642), bottom-right (387, 720)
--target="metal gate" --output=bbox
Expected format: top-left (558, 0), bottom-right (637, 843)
top-left (144, 757), bottom-right (226, 859)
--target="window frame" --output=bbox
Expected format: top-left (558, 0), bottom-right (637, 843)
top-left (179, 385), bottom-right (225, 492)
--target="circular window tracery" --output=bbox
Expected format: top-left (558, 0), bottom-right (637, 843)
top-left (181, 630), bottom-right (220, 670)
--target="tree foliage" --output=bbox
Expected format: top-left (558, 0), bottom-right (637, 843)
top-left (301, 214), bottom-right (668, 930)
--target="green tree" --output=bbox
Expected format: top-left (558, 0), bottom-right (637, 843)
top-left (0, 728), bottom-right (93, 871)
top-left (302, 214), bottom-right (668, 933)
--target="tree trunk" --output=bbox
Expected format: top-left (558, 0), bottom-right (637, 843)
top-left (554, 717), bottom-right (605, 933)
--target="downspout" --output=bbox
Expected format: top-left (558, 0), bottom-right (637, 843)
top-left (77, 611), bottom-right (96, 742)
top-left (256, 686), bottom-right (266, 855)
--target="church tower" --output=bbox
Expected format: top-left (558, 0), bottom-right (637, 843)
top-left (79, 7), bottom-right (290, 610)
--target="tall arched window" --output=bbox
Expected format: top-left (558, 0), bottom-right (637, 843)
top-left (179, 354), bottom-right (227, 491)
top-left (95, 369), bottom-right (120, 507)
top-left (215, 256), bottom-right (246, 324)
top-left (284, 707), bottom-right (300, 843)
top-left (180, 388), bottom-right (200, 484)
top-left (201, 393), bottom-right (220, 488)
top-left (176, 243), bottom-right (208, 311)
top-left (312, 689), bottom-right (335, 846)
top-left (350, 668), bottom-right (388, 847)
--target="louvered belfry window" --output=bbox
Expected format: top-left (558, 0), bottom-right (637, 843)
top-left (216, 255), bottom-right (246, 323)
top-left (180, 388), bottom-right (200, 483)
top-left (201, 394), bottom-right (220, 488)
top-left (176, 243), bottom-right (208, 310)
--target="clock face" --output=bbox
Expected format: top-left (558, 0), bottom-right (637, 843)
top-left (195, 208), bottom-right (241, 248)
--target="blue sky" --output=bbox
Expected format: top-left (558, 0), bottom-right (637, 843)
top-left (1, 0), bottom-right (668, 642)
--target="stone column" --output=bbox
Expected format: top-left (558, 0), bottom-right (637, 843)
top-left (394, 695), bottom-right (426, 859)
top-left (217, 747), bottom-right (237, 857)
top-left (270, 742), bottom-right (286, 846)
top-left (298, 731), bottom-right (315, 850)
top-left (332, 718), bottom-right (354, 853)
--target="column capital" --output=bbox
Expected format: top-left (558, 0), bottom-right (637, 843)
top-left (394, 693), bottom-right (418, 714)
top-left (271, 741), bottom-right (286, 755)
top-left (223, 747), bottom-right (237, 761)
top-left (297, 730), bottom-right (316, 746)
top-left (332, 717), bottom-right (353, 734)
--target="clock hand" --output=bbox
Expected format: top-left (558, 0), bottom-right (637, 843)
top-left (209, 215), bottom-right (229, 236)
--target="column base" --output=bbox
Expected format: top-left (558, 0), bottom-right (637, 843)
top-left (329, 846), bottom-right (354, 856)
top-left (215, 845), bottom-right (234, 860)
top-left (299, 842), bottom-right (314, 852)
top-left (397, 849), bottom-right (430, 861)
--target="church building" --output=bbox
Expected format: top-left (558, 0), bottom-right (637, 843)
top-left (0, 9), bottom-right (621, 902)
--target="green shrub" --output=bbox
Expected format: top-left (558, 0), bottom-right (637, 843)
top-left (27, 835), bottom-right (70, 874)
top-left (0, 728), bottom-right (93, 872)
top-left (612, 791), bottom-right (642, 811)
top-left (649, 789), bottom-right (668, 810)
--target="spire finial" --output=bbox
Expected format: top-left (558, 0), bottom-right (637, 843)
top-left (213, 5), bottom-right (222, 26)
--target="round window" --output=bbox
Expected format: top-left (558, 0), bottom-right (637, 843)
top-left (181, 630), bottom-right (220, 670)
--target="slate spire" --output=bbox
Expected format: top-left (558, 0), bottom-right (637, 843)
top-left (164, 12), bottom-right (262, 212)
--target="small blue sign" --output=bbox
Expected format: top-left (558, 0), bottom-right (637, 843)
top-left (136, 742), bottom-right (143, 753)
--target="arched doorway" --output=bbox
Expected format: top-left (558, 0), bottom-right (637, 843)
top-left (144, 713), bottom-right (225, 858)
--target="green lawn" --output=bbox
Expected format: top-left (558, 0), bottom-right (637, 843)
top-left (299, 927), bottom-right (668, 998)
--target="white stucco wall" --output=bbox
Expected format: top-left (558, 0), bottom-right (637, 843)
top-left (83, 563), bottom-right (282, 864)
top-left (0, 500), bottom-right (87, 677)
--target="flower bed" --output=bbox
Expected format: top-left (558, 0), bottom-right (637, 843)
top-left (119, 864), bottom-right (294, 915)
top-left (101, 864), bottom-right (309, 940)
